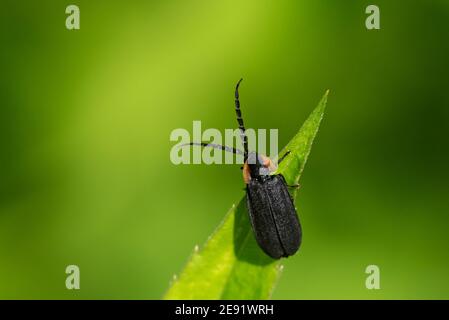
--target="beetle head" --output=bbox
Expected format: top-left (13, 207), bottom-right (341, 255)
top-left (247, 152), bottom-right (271, 178)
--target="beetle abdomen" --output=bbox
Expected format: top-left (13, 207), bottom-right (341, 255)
top-left (246, 175), bottom-right (302, 259)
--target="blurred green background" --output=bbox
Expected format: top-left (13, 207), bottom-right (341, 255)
top-left (1, 0), bottom-right (449, 299)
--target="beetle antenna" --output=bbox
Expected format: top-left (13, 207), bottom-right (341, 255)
top-left (235, 78), bottom-right (248, 159)
top-left (179, 142), bottom-right (244, 155)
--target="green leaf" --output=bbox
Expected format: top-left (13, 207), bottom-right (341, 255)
top-left (163, 90), bottom-right (328, 300)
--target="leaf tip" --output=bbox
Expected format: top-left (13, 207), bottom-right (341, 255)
top-left (315, 89), bottom-right (329, 115)
top-left (321, 89), bottom-right (330, 107)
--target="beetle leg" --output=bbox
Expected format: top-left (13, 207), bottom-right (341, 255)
top-left (287, 183), bottom-right (301, 189)
top-left (278, 150), bottom-right (291, 164)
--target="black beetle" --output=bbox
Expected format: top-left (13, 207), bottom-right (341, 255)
top-left (184, 79), bottom-right (301, 259)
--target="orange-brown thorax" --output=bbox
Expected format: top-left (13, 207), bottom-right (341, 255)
top-left (243, 154), bottom-right (276, 184)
